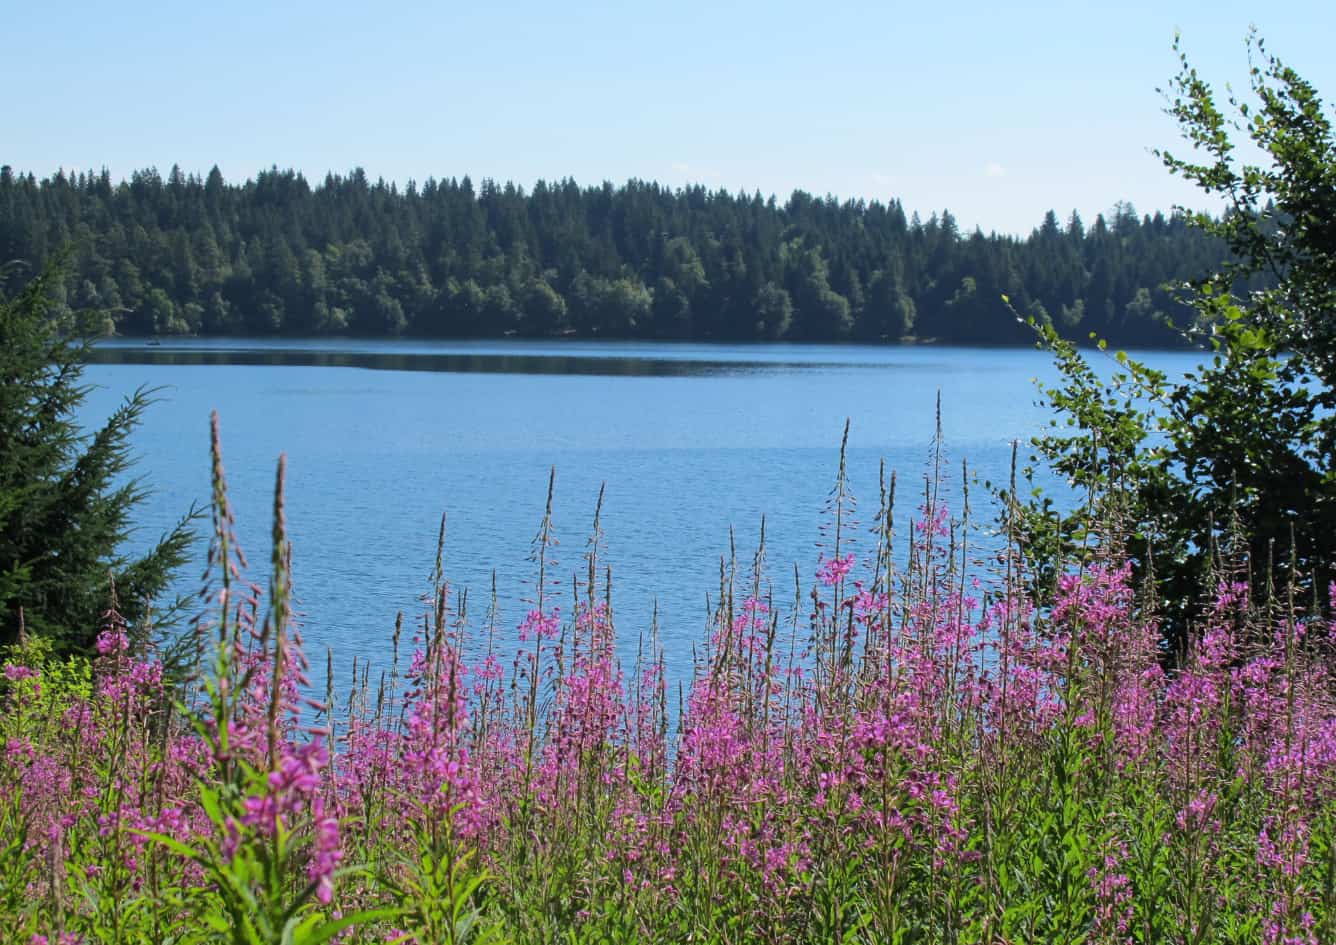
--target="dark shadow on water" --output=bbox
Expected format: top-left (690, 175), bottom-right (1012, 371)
top-left (86, 347), bottom-right (908, 377)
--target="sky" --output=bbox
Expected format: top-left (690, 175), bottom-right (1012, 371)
top-left (5, 0), bottom-right (1334, 236)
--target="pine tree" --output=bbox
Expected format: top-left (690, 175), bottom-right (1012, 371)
top-left (0, 258), bottom-right (195, 653)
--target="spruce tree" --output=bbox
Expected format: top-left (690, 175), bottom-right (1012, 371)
top-left (0, 259), bottom-right (195, 653)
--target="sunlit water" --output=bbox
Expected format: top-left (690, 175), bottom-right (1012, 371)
top-left (82, 338), bottom-right (1203, 692)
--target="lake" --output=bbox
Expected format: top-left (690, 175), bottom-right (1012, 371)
top-left (83, 338), bottom-right (1203, 691)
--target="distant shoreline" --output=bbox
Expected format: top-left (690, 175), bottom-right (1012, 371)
top-left (93, 332), bottom-right (1196, 356)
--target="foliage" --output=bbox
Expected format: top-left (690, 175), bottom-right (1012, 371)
top-left (0, 164), bottom-right (1234, 345)
top-left (1014, 35), bottom-right (1336, 653)
top-left (2, 426), bottom-right (1336, 943)
top-left (0, 259), bottom-right (195, 652)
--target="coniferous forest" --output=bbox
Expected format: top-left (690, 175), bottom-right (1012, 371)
top-left (0, 164), bottom-right (1235, 345)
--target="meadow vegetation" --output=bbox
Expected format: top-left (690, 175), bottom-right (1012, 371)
top-left (2, 417), bottom-right (1335, 944)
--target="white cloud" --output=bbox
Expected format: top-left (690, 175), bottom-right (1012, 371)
top-left (984, 162), bottom-right (1007, 179)
top-left (670, 162), bottom-right (720, 180)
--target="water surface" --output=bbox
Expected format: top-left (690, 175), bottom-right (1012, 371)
top-left (84, 338), bottom-right (1202, 688)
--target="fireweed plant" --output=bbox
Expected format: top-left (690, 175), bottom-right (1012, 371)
top-left (2, 414), bottom-right (1335, 944)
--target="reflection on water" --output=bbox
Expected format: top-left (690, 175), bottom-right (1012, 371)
top-left (90, 348), bottom-right (815, 377)
top-left (88, 339), bottom-right (925, 377)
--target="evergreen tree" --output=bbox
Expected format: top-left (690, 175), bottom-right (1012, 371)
top-left (0, 159), bottom-right (1238, 346)
top-left (0, 259), bottom-right (195, 652)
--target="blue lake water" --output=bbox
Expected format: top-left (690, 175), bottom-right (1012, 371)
top-left (82, 339), bottom-right (1203, 691)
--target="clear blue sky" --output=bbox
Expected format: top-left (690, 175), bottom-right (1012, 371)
top-left (6, 0), bottom-right (1333, 235)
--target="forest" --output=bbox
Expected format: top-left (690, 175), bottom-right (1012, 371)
top-left (0, 164), bottom-right (1235, 345)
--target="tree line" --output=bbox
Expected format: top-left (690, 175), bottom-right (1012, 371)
top-left (0, 164), bottom-right (1240, 345)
